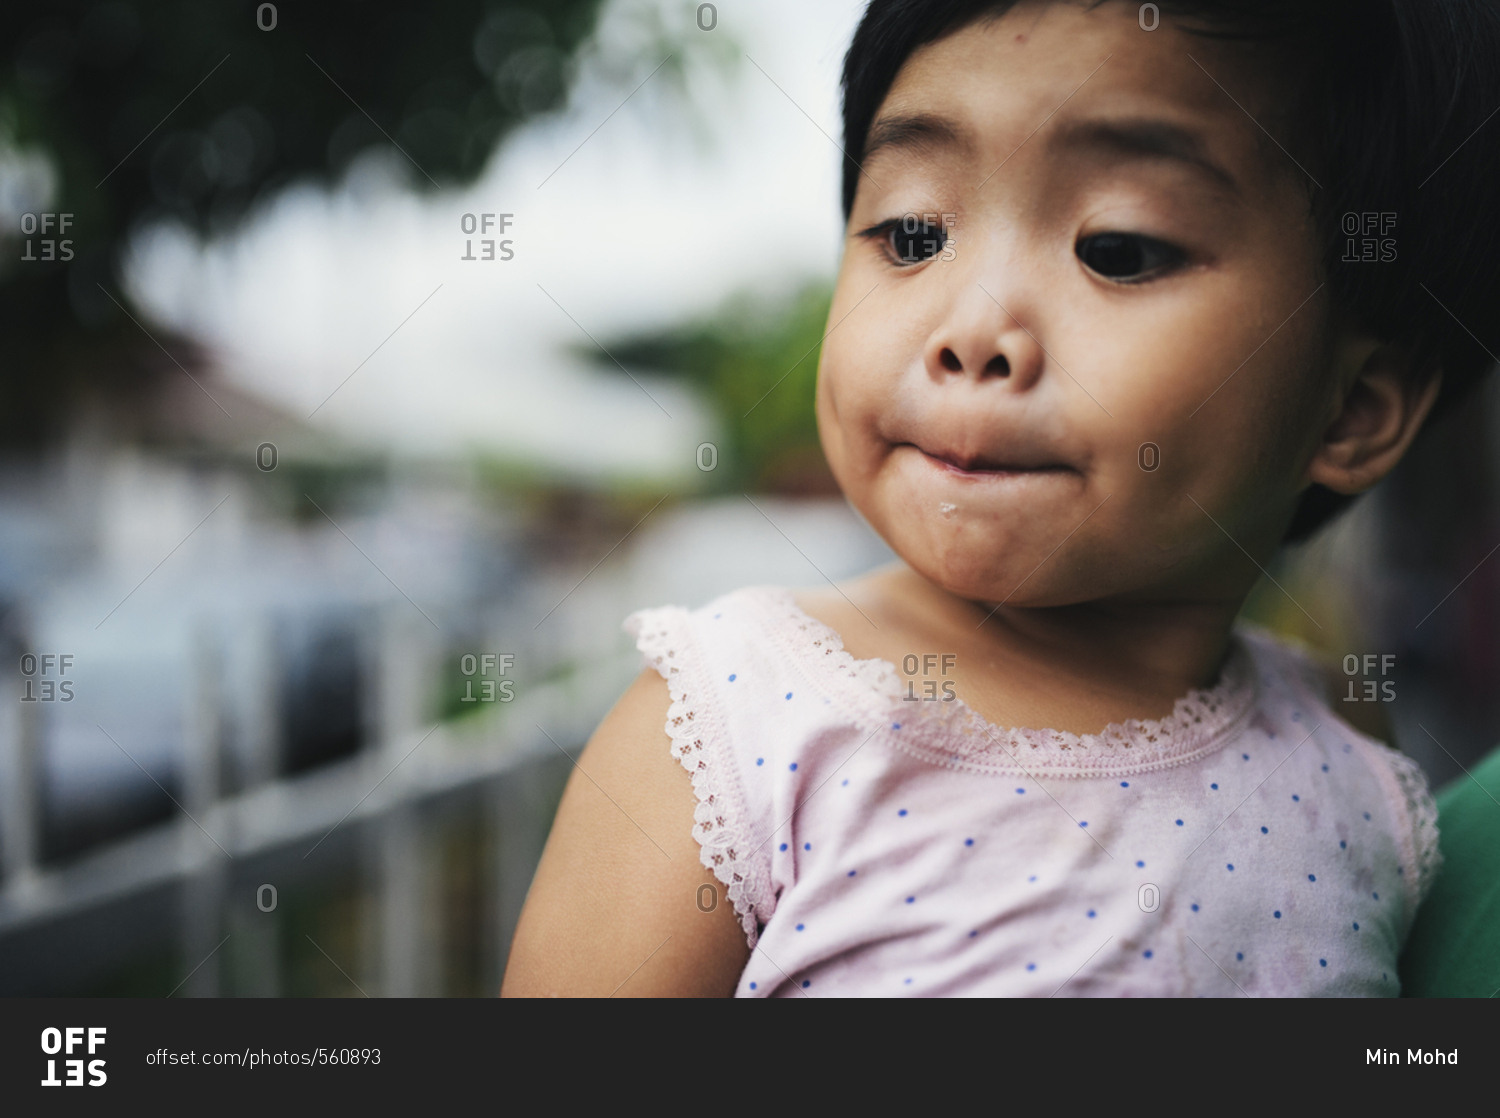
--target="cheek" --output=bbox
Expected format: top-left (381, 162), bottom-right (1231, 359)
top-left (814, 321), bottom-right (897, 479)
top-left (815, 354), bottom-right (892, 523)
top-left (1099, 303), bottom-right (1329, 548)
top-left (813, 365), bottom-right (848, 494)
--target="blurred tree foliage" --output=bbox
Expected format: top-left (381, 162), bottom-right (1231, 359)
top-left (0, 0), bottom-right (607, 445)
top-left (592, 282), bottom-right (840, 494)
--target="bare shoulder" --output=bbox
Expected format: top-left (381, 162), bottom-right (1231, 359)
top-left (500, 667), bottom-right (750, 997)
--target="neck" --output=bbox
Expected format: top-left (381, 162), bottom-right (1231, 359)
top-left (880, 563), bottom-right (1249, 701)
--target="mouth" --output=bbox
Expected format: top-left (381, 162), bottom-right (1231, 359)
top-left (907, 443), bottom-right (1074, 479)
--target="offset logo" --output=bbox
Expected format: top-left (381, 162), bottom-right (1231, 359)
top-left (901, 653), bottom-right (957, 702)
top-left (459, 213), bottom-right (514, 261)
top-left (1341, 212), bottom-right (1398, 262)
top-left (459, 653), bottom-right (516, 703)
top-left (19, 653), bottom-right (75, 702)
top-left (18, 213), bottom-right (74, 261)
top-left (1342, 653), bottom-right (1397, 702)
top-left (40, 1027), bottom-right (107, 1087)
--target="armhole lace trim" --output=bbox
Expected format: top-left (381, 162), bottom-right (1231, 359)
top-left (1382, 745), bottom-right (1443, 927)
top-left (627, 608), bottom-right (767, 948)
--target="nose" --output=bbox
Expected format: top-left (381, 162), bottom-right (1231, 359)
top-left (923, 284), bottom-right (1046, 392)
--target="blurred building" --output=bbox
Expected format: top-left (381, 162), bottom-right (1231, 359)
top-left (0, 362), bottom-right (894, 994)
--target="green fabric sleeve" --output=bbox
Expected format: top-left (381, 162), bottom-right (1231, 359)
top-left (1399, 746), bottom-right (1500, 997)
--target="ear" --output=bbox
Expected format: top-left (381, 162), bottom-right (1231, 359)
top-left (1305, 335), bottom-right (1443, 496)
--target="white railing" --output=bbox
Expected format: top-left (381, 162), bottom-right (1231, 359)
top-left (0, 602), bottom-right (639, 996)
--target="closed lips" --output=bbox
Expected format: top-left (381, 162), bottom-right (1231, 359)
top-left (910, 444), bottom-right (1071, 473)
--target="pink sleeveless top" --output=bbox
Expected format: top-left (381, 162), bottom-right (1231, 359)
top-left (625, 585), bottom-right (1440, 997)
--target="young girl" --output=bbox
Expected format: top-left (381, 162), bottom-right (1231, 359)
top-left (502, 0), bottom-right (1499, 996)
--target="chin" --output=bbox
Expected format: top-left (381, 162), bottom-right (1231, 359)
top-left (894, 522), bottom-right (1043, 607)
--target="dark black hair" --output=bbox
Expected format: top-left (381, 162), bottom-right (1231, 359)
top-left (840, 0), bottom-right (1500, 543)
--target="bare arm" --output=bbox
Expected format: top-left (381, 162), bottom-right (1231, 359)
top-left (501, 669), bottom-right (752, 997)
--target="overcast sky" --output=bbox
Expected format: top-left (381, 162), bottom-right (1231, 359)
top-left (123, 0), bottom-right (868, 484)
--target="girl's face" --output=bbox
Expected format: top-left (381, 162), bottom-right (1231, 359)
top-left (817, 0), bottom-right (1335, 609)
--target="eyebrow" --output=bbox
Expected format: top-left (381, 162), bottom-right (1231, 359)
top-left (863, 111), bottom-right (1240, 197)
top-left (1054, 118), bottom-right (1241, 194)
top-left (861, 112), bottom-right (968, 165)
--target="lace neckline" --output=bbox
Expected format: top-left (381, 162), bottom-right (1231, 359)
top-left (752, 585), bottom-right (1259, 778)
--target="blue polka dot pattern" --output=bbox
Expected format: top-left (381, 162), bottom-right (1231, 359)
top-left (633, 579), bottom-right (1424, 998)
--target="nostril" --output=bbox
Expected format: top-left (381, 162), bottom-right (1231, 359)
top-left (984, 354), bottom-right (1010, 377)
top-left (939, 347), bottom-right (962, 372)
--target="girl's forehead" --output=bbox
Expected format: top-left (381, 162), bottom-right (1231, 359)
top-left (872, 6), bottom-right (1297, 194)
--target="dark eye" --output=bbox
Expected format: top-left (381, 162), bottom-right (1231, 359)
top-left (862, 217), bottom-right (950, 266)
top-left (1076, 232), bottom-right (1184, 281)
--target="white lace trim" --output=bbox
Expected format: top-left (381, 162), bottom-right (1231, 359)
top-left (1380, 744), bottom-right (1443, 928)
top-left (625, 607), bottom-right (769, 948)
top-left (754, 586), bottom-right (1258, 779)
